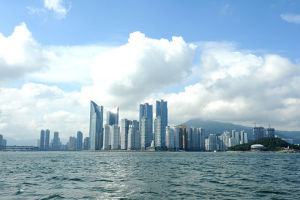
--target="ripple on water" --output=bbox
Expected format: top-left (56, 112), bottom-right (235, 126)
top-left (0, 152), bottom-right (299, 199)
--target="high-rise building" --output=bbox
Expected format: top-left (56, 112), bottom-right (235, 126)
top-left (76, 131), bottom-right (83, 151)
top-left (198, 128), bottom-right (205, 151)
top-left (207, 134), bottom-right (218, 151)
top-left (178, 125), bottom-right (187, 150)
top-left (253, 127), bottom-right (265, 140)
top-left (0, 134), bottom-right (3, 150)
top-left (128, 120), bottom-right (140, 150)
top-left (51, 131), bottom-right (61, 150)
top-left (67, 136), bottom-right (77, 151)
top-left (154, 116), bottom-right (165, 149)
top-left (103, 125), bottom-right (110, 150)
top-left (120, 119), bottom-right (131, 150)
top-left (140, 117), bottom-right (151, 150)
top-left (240, 130), bottom-right (248, 144)
top-left (266, 127), bottom-right (275, 138)
top-left (166, 125), bottom-right (179, 150)
top-left (83, 137), bottom-right (90, 150)
top-left (2, 139), bottom-right (6, 150)
top-left (106, 107), bottom-right (119, 125)
top-left (187, 128), bottom-right (193, 151)
top-left (89, 101), bottom-right (104, 150)
top-left (39, 130), bottom-right (45, 151)
top-left (156, 100), bottom-right (168, 143)
top-left (110, 124), bottom-right (120, 150)
top-left (139, 103), bottom-right (153, 137)
top-left (45, 129), bottom-right (50, 151)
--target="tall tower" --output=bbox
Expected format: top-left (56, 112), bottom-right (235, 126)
top-left (106, 107), bottom-right (119, 125)
top-left (39, 130), bottom-right (45, 151)
top-left (52, 131), bottom-right (61, 151)
top-left (154, 116), bottom-right (165, 149)
top-left (156, 100), bottom-right (168, 128)
top-left (253, 127), bottom-right (265, 140)
top-left (120, 119), bottom-right (131, 150)
top-left (140, 117), bottom-right (151, 150)
top-left (76, 131), bottom-right (83, 151)
top-left (89, 101), bottom-right (104, 150)
top-left (45, 129), bottom-right (50, 151)
top-left (139, 103), bottom-right (153, 136)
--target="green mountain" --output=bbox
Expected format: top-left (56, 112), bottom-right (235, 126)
top-left (228, 137), bottom-right (300, 151)
top-left (182, 118), bottom-right (300, 143)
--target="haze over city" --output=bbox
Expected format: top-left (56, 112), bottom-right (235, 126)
top-left (1, 0), bottom-right (300, 145)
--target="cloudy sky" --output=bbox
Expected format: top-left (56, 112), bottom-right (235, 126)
top-left (1, 0), bottom-right (300, 144)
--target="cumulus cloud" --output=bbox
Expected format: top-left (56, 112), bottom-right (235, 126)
top-left (164, 43), bottom-right (300, 130)
top-left (280, 13), bottom-right (300, 24)
top-left (0, 83), bottom-right (88, 142)
top-left (1, 23), bottom-right (300, 144)
top-left (84, 31), bottom-right (195, 109)
top-left (44, 0), bottom-right (70, 19)
top-left (0, 23), bottom-right (48, 81)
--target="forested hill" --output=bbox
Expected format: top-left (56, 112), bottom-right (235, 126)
top-left (228, 137), bottom-right (300, 151)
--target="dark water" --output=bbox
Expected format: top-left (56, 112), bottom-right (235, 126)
top-left (0, 152), bottom-right (299, 200)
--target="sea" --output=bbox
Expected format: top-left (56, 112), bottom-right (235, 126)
top-left (0, 151), bottom-right (299, 200)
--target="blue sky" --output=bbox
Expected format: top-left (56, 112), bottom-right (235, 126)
top-left (1, 0), bottom-right (300, 144)
top-left (1, 0), bottom-right (300, 59)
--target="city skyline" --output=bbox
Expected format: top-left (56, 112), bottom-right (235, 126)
top-left (1, 0), bottom-right (300, 145)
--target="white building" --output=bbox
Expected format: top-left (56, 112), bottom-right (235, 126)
top-left (120, 119), bottom-right (130, 150)
top-left (103, 125), bottom-right (110, 150)
top-left (166, 125), bottom-right (179, 150)
top-left (110, 124), bottom-right (120, 150)
top-left (128, 121), bottom-right (140, 150)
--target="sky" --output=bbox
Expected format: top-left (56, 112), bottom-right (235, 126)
top-left (0, 0), bottom-right (300, 145)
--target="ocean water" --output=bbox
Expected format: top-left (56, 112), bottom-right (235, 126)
top-left (0, 152), bottom-right (299, 200)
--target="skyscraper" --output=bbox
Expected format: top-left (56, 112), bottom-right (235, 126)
top-left (120, 119), bottom-right (131, 150)
top-left (156, 100), bottom-right (168, 128)
top-left (198, 128), bottom-right (205, 151)
top-left (178, 125), bottom-right (187, 150)
top-left (154, 116), bottom-right (165, 149)
top-left (266, 127), bottom-right (275, 138)
top-left (166, 125), bottom-right (179, 150)
top-left (208, 134), bottom-right (218, 151)
top-left (0, 134), bottom-right (3, 150)
top-left (51, 131), bottom-right (61, 150)
top-left (140, 117), bottom-right (151, 150)
top-left (253, 127), bottom-right (265, 140)
top-left (45, 129), bottom-right (50, 151)
top-left (106, 107), bottom-right (119, 125)
top-left (67, 136), bottom-right (77, 151)
top-left (103, 125), bottom-right (110, 150)
top-left (89, 101), bottom-right (104, 150)
top-left (128, 120), bottom-right (139, 150)
top-left (156, 100), bottom-right (168, 148)
top-left (76, 131), bottom-right (83, 151)
top-left (110, 124), bottom-right (120, 150)
top-left (139, 103), bottom-right (153, 136)
top-left (83, 137), bottom-right (90, 150)
top-left (39, 130), bottom-right (45, 151)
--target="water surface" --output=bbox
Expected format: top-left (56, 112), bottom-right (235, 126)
top-left (0, 152), bottom-right (299, 199)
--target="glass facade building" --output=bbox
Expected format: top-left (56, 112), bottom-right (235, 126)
top-left (89, 101), bottom-right (104, 150)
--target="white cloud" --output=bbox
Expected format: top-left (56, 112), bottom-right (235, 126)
top-left (0, 83), bottom-right (88, 143)
top-left (1, 23), bottom-right (300, 144)
top-left (280, 13), bottom-right (300, 24)
top-left (44, 0), bottom-right (70, 19)
top-left (164, 43), bottom-right (300, 130)
top-left (83, 31), bottom-right (196, 109)
top-left (0, 23), bottom-right (48, 81)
